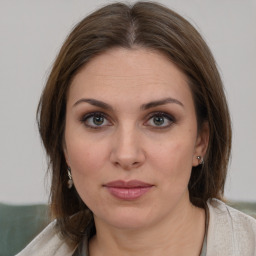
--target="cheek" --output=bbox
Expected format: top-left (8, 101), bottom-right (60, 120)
top-left (65, 136), bottom-right (107, 181)
top-left (66, 140), bottom-right (107, 207)
top-left (149, 138), bottom-right (195, 185)
top-left (152, 138), bottom-right (194, 165)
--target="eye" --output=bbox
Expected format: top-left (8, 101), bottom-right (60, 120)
top-left (145, 112), bottom-right (174, 128)
top-left (80, 112), bottom-right (111, 129)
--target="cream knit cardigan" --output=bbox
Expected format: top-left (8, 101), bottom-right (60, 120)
top-left (16, 199), bottom-right (256, 256)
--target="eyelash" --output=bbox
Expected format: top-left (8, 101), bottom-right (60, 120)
top-left (80, 111), bottom-right (175, 129)
top-left (80, 112), bottom-right (111, 129)
top-left (145, 111), bottom-right (175, 129)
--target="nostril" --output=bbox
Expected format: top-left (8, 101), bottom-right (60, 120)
top-left (114, 161), bottom-right (120, 167)
top-left (113, 160), bottom-right (141, 170)
top-left (110, 145), bottom-right (146, 170)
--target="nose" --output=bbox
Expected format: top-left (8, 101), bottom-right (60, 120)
top-left (110, 125), bottom-right (146, 170)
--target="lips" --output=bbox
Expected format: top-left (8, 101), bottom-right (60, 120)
top-left (103, 180), bottom-right (153, 200)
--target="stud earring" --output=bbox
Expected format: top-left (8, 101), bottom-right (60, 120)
top-left (67, 167), bottom-right (73, 189)
top-left (196, 156), bottom-right (204, 165)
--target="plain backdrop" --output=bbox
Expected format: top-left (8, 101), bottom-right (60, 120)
top-left (0, 0), bottom-right (255, 204)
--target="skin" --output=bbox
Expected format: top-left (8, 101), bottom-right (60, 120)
top-left (64, 47), bottom-right (209, 256)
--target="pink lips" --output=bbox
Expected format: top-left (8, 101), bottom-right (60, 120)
top-left (103, 180), bottom-right (153, 200)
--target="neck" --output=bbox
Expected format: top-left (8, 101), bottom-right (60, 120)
top-left (89, 194), bottom-right (205, 256)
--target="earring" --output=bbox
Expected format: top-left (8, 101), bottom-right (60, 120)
top-left (67, 167), bottom-right (73, 189)
top-left (196, 156), bottom-right (204, 165)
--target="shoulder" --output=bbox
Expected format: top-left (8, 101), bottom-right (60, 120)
top-left (15, 220), bottom-right (76, 256)
top-left (207, 198), bottom-right (256, 256)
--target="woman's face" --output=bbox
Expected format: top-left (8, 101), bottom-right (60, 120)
top-left (64, 48), bottom-right (208, 230)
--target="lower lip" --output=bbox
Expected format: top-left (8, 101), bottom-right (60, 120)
top-left (105, 186), bottom-right (152, 200)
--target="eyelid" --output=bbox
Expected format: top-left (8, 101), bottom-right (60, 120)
top-left (80, 111), bottom-right (112, 129)
top-left (147, 111), bottom-right (174, 119)
top-left (80, 111), bottom-right (106, 121)
top-left (144, 111), bottom-right (175, 128)
top-left (79, 111), bottom-right (175, 130)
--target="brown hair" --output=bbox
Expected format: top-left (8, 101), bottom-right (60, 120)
top-left (37, 1), bottom-right (232, 243)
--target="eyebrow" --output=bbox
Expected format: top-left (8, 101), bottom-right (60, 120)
top-left (140, 97), bottom-right (184, 110)
top-left (73, 98), bottom-right (113, 111)
top-left (73, 97), bottom-right (184, 110)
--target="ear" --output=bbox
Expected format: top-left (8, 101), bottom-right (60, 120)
top-left (192, 122), bottom-right (209, 167)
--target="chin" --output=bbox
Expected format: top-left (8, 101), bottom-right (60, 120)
top-left (95, 207), bottom-right (157, 230)
top-left (110, 217), bottom-right (151, 230)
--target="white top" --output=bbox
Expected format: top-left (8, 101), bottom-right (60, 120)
top-left (16, 199), bottom-right (256, 256)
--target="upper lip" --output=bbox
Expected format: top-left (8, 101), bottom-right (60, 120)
top-left (104, 180), bottom-right (153, 188)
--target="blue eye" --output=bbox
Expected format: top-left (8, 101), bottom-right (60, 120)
top-left (81, 112), bottom-right (111, 128)
top-left (146, 112), bottom-right (174, 128)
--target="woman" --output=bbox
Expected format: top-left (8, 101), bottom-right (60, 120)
top-left (17, 1), bottom-right (256, 255)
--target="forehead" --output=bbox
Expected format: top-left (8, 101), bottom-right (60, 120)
top-left (74, 47), bottom-right (187, 82)
top-left (68, 47), bottom-right (193, 108)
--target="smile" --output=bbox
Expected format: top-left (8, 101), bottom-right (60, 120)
top-left (103, 180), bottom-right (154, 200)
